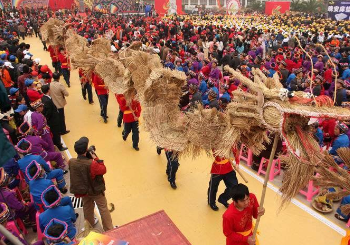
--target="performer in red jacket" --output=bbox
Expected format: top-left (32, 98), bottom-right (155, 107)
top-left (208, 153), bottom-right (238, 211)
top-left (223, 184), bottom-right (265, 245)
top-left (48, 45), bottom-right (60, 73)
top-left (92, 72), bottom-right (109, 123)
top-left (118, 88), bottom-right (141, 151)
top-left (58, 48), bottom-right (71, 87)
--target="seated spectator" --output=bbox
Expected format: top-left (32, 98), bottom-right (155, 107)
top-left (329, 122), bottom-right (349, 158)
top-left (0, 168), bottom-right (36, 231)
top-left (39, 185), bottom-right (77, 241)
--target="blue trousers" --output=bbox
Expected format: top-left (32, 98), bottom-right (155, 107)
top-left (337, 195), bottom-right (350, 220)
top-left (61, 68), bottom-right (70, 86)
top-left (124, 121), bottom-right (139, 148)
top-left (97, 94), bottom-right (109, 118)
top-left (47, 169), bottom-right (66, 189)
top-left (165, 151), bottom-right (179, 183)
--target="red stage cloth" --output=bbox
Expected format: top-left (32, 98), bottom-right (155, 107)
top-left (48, 0), bottom-right (74, 10)
top-left (105, 210), bottom-right (191, 245)
top-left (265, 1), bottom-right (290, 15)
top-left (154, 0), bottom-right (184, 16)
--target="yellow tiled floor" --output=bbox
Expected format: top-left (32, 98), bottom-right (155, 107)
top-left (27, 36), bottom-right (343, 244)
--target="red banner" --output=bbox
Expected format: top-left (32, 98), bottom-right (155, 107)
top-left (265, 1), bottom-right (290, 15)
top-left (48, 0), bottom-right (74, 10)
top-left (154, 0), bottom-right (183, 16)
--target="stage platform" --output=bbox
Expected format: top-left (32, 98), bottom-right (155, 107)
top-left (105, 210), bottom-right (191, 245)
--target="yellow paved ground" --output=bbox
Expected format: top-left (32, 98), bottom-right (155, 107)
top-left (27, 36), bottom-right (343, 244)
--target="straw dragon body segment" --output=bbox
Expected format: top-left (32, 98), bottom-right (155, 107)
top-left (40, 19), bottom-right (350, 205)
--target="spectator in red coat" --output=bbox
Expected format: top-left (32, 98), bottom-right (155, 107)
top-left (26, 79), bottom-right (43, 102)
top-left (118, 88), bottom-right (141, 151)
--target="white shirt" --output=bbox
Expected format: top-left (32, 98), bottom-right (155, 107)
top-left (24, 110), bottom-right (33, 126)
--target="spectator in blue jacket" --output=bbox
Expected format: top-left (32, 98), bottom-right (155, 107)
top-left (329, 122), bottom-right (349, 157)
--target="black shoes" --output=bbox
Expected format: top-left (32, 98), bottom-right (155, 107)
top-left (83, 95), bottom-right (86, 100)
top-left (89, 101), bottom-right (94, 104)
top-left (103, 117), bottom-right (108, 123)
top-left (218, 198), bottom-right (229, 208)
top-left (117, 124), bottom-right (121, 128)
top-left (63, 170), bottom-right (68, 175)
top-left (157, 147), bottom-right (162, 155)
top-left (60, 188), bottom-right (68, 194)
top-left (209, 203), bottom-right (219, 211)
top-left (59, 147), bottom-right (68, 151)
top-left (170, 182), bottom-right (177, 189)
top-left (61, 130), bottom-right (70, 135)
top-left (122, 135), bottom-right (127, 141)
top-left (75, 213), bottom-right (79, 219)
top-left (134, 146), bottom-right (140, 151)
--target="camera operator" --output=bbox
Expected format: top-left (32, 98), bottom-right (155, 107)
top-left (68, 136), bottom-right (114, 231)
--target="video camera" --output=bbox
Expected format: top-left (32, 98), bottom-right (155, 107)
top-left (86, 145), bottom-right (96, 159)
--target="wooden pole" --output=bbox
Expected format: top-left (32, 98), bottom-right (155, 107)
top-left (230, 160), bottom-right (248, 183)
top-left (252, 133), bottom-right (279, 238)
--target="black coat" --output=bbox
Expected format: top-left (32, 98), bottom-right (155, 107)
top-left (41, 95), bottom-right (60, 130)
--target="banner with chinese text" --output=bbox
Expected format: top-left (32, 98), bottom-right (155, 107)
top-left (327, 1), bottom-right (350, 21)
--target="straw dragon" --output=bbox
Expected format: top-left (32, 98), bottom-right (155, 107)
top-left (40, 18), bottom-right (350, 205)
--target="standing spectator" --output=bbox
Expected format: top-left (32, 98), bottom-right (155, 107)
top-left (1, 62), bottom-right (14, 94)
top-left (49, 73), bottom-right (70, 135)
top-left (335, 80), bottom-right (348, 106)
top-left (41, 85), bottom-right (67, 151)
top-left (18, 23), bottom-right (26, 40)
top-left (69, 137), bottom-right (114, 231)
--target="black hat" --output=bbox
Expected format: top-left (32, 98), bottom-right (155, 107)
top-left (74, 137), bottom-right (89, 155)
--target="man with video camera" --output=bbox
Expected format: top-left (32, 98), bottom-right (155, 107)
top-left (68, 136), bottom-right (114, 231)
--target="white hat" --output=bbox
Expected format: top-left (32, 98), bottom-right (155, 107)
top-left (111, 45), bottom-right (117, 52)
top-left (4, 61), bottom-right (14, 69)
top-left (308, 118), bottom-right (318, 125)
top-left (24, 54), bottom-right (31, 60)
top-left (34, 58), bottom-right (40, 64)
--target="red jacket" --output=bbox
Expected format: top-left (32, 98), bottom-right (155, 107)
top-left (200, 65), bottom-right (211, 78)
top-left (324, 68), bottom-right (333, 84)
top-left (285, 58), bottom-right (302, 72)
top-left (90, 158), bottom-right (106, 180)
top-left (48, 45), bottom-right (59, 62)
top-left (92, 73), bottom-right (108, 95)
top-left (223, 193), bottom-right (259, 245)
top-left (118, 96), bottom-right (141, 123)
top-left (27, 88), bottom-right (43, 102)
top-left (210, 156), bottom-right (234, 175)
top-left (58, 53), bottom-right (70, 69)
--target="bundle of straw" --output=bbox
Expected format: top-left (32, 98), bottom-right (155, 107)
top-left (40, 18), bottom-right (65, 46)
top-left (313, 149), bottom-right (350, 215)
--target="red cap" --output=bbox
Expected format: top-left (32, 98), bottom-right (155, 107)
top-left (40, 65), bottom-right (49, 73)
top-left (31, 71), bottom-right (38, 76)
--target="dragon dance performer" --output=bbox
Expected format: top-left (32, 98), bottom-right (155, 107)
top-left (223, 184), bottom-right (265, 245)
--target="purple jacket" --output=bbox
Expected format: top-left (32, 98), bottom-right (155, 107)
top-left (303, 60), bottom-right (312, 71)
top-left (0, 188), bottom-right (25, 212)
top-left (314, 62), bottom-right (324, 72)
top-left (31, 111), bottom-right (49, 135)
top-left (25, 135), bottom-right (50, 155)
top-left (209, 68), bottom-right (221, 80)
